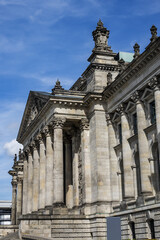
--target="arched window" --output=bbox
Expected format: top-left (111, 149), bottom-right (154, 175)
top-left (147, 218), bottom-right (155, 239)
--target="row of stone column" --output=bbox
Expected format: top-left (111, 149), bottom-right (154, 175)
top-left (107, 76), bottom-right (160, 201)
top-left (22, 117), bottom-right (91, 215)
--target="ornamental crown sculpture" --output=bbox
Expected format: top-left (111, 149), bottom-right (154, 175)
top-left (92, 19), bottom-right (112, 53)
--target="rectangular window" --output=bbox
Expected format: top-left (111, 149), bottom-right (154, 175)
top-left (150, 100), bottom-right (156, 124)
top-left (132, 113), bottom-right (137, 135)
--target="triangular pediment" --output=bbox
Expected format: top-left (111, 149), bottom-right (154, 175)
top-left (141, 88), bottom-right (153, 100)
top-left (17, 91), bottom-right (50, 142)
top-left (112, 111), bottom-right (120, 122)
top-left (125, 101), bottom-right (135, 112)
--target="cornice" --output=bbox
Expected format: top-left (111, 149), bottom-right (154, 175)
top-left (82, 62), bottom-right (120, 79)
top-left (103, 37), bottom-right (160, 98)
top-left (83, 92), bottom-right (103, 106)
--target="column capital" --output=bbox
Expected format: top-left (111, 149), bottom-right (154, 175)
top-left (43, 125), bottom-right (52, 137)
top-left (116, 103), bottom-right (124, 115)
top-left (52, 117), bottom-right (66, 129)
top-left (148, 76), bottom-right (160, 91)
top-left (24, 146), bottom-right (32, 156)
top-left (106, 113), bottom-right (111, 126)
top-left (131, 91), bottom-right (141, 104)
top-left (17, 176), bottom-right (23, 184)
top-left (80, 118), bottom-right (89, 130)
top-left (36, 133), bottom-right (44, 144)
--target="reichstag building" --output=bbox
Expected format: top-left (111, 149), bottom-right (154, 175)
top-left (8, 20), bottom-right (160, 239)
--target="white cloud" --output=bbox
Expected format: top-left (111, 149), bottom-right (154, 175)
top-left (0, 36), bottom-right (24, 53)
top-left (4, 139), bottom-right (22, 156)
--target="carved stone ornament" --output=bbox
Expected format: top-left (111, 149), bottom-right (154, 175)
top-left (107, 72), bottom-right (112, 85)
top-left (43, 125), bottom-right (51, 137)
top-left (36, 133), bottom-right (44, 144)
top-left (92, 19), bottom-right (111, 52)
top-left (52, 79), bottom-right (64, 94)
top-left (133, 43), bottom-right (140, 59)
top-left (80, 118), bottom-right (89, 130)
top-left (106, 113), bottom-right (111, 126)
top-left (148, 76), bottom-right (159, 90)
top-left (116, 104), bottom-right (124, 115)
top-left (150, 25), bottom-right (158, 42)
top-left (52, 117), bottom-right (66, 129)
top-left (118, 58), bottom-right (125, 72)
top-left (131, 91), bottom-right (140, 103)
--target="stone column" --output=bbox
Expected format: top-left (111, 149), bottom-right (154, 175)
top-left (132, 91), bottom-right (152, 195)
top-left (52, 117), bottom-right (65, 205)
top-left (32, 141), bottom-right (39, 212)
top-left (64, 135), bottom-right (73, 208)
top-left (106, 114), bottom-right (120, 202)
top-left (117, 105), bottom-right (134, 199)
top-left (22, 155), bottom-right (28, 214)
top-left (11, 175), bottom-right (17, 225)
top-left (38, 133), bottom-right (46, 210)
top-left (16, 177), bottom-right (23, 224)
top-left (149, 76), bottom-right (160, 192)
top-left (45, 126), bottom-right (54, 207)
top-left (72, 129), bottom-right (79, 207)
top-left (80, 118), bottom-right (91, 204)
top-left (27, 147), bottom-right (33, 213)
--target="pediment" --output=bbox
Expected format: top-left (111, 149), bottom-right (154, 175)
top-left (141, 88), bottom-right (153, 100)
top-left (17, 91), bottom-right (50, 142)
top-left (125, 101), bottom-right (135, 112)
top-left (112, 111), bottom-right (120, 122)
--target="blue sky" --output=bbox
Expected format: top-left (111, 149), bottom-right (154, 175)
top-left (0, 0), bottom-right (160, 200)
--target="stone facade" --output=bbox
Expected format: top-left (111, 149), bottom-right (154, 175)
top-left (8, 21), bottom-right (160, 239)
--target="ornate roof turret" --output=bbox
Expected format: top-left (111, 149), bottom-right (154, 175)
top-left (133, 43), bottom-right (140, 58)
top-left (92, 19), bottom-right (112, 53)
top-left (150, 25), bottom-right (158, 42)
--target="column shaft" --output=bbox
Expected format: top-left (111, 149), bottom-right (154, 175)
top-left (121, 112), bottom-right (134, 199)
top-left (72, 132), bottom-right (79, 206)
top-left (81, 119), bottom-right (91, 204)
top-left (45, 128), bottom-right (54, 207)
top-left (32, 144), bottom-right (39, 212)
top-left (22, 159), bottom-right (28, 214)
top-left (27, 152), bottom-right (33, 213)
top-left (53, 126), bottom-right (64, 204)
top-left (39, 138), bottom-right (46, 209)
top-left (11, 183), bottom-right (17, 225)
top-left (136, 100), bottom-right (152, 194)
top-left (107, 117), bottom-right (120, 202)
top-left (16, 179), bottom-right (22, 224)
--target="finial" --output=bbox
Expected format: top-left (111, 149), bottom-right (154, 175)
top-left (133, 43), bottom-right (140, 59)
top-left (14, 154), bottom-right (17, 163)
top-left (97, 19), bottom-right (104, 28)
top-left (150, 25), bottom-right (158, 42)
top-left (92, 20), bottom-right (112, 53)
top-left (118, 58), bottom-right (125, 72)
top-left (52, 79), bottom-right (64, 94)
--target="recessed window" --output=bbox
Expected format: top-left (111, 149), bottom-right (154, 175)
top-left (149, 100), bottom-right (156, 124)
top-left (117, 123), bottom-right (122, 144)
top-left (147, 218), bottom-right (155, 239)
top-left (129, 221), bottom-right (136, 240)
top-left (132, 113), bottom-right (137, 135)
